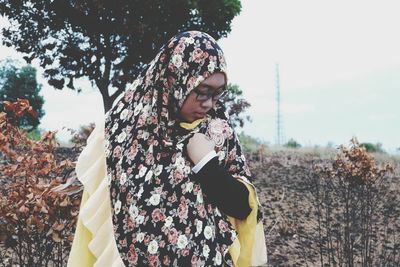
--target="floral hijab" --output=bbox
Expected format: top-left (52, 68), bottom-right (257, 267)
top-left (104, 31), bottom-right (255, 266)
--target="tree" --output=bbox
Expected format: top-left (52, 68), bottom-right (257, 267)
top-left (0, 0), bottom-right (241, 112)
top-left (360, 142), bottom-right (386, 154)
top-left (284, 138), bottom-right (301, 148)
top-left (238, 132), bottom-right (268, 153)
top-left (0, 59), bottom-right (45, 130)
top-left (222, 83), bottom-right (251, 128)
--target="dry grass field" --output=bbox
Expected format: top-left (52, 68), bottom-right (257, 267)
top-left (250, 147), bottom-right (400, 266)
top-left (1, 144), bottom-right (399, 266)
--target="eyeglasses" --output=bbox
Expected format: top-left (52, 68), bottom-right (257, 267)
top-left (192, 86), bottom-right (227, 102)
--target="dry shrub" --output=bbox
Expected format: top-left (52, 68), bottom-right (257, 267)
top-left (308, 137), bottom-right (397, 266)
top-left (257, 144), bottom-right (267, 164)
top-left (0, 99), bottom-right (81, 266)
top-left (65, 123), bottom-right (95, 150)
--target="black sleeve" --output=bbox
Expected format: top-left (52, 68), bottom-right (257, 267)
top-left (194, 156), bottom-right (252, 220)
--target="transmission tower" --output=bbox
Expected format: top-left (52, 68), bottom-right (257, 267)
top-left (275, 63), bottom-right (285, 146)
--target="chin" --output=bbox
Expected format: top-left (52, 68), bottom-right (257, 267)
top-left (180, 113), bottom-right (204, 123)
top-left (194, 113), bottom-right (206, 120)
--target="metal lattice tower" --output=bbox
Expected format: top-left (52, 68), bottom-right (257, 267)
top-left (275, 63), bottom-right (285, 146)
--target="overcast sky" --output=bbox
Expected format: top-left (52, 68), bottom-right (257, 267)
top-left (1, 0), bottom-right (399, 153)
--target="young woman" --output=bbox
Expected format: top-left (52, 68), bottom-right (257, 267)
top-left (68, 30), bottom-right (267, 267)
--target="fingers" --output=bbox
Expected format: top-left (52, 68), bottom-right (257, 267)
top-left (187, 133), bottom-right (215, 152)
top-left (192, 133), bottom-right (213, 143)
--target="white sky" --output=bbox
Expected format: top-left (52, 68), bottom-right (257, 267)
top-left (1, 0), bottom-right (399, 153)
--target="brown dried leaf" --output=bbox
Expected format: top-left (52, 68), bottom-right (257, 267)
top-left (36, 220), bottom-right (45, 233)
top-left (70, 209), bottom-right (79, 217)
top-left (26, 217), bottom-right (32, 228)
top-left (52, 222), bottom-right (65, 231)
top-left (19, 205), bottom-right (29, 214)
top-left (10, 164), bottom-right (18, 172)
top-left (52, 232), bottom-right (61, 243)
top-left (46, 228), bottom-right (53, 236)
top-left (59, 197), bottom-right (70, 207)
top-left (67, 234), bottom-right (75, 242)
top-left (40, 205), bottom-right (48, 214)
top-left (9, 213), bottom-right (18, 221)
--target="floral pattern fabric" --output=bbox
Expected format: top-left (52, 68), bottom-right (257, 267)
top-left (104, 31), bottom-right (258, 266)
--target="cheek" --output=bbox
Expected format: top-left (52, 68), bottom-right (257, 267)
top-left (183, 96), bottom-right (197, 112)
top-left (180, 98), bottom-right (193, 117)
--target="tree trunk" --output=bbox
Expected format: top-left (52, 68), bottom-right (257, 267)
top-left (96, 81), bottom-right (112, 113)
top-left (102, 94), bottom-right (113, 113)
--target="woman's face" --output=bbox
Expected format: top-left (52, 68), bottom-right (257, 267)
top-left (179, 72), bottom-right (226, 123)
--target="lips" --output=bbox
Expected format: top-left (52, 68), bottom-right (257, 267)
top-left (194, 112), bottom-right (206, 119)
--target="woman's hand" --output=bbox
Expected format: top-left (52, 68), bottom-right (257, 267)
top-left (186, 133), bottom-right (215, 165)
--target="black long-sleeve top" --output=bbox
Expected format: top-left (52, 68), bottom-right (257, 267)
top-left (194, 156), bottom-right (252, 220)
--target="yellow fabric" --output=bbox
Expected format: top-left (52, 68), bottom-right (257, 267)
top-left (179, 117), bottom-right (205, 129)
top-left (67, 116), bottom-right (266, 267)
top-left (68, 190), bottom-right (96, 267)
top-left (179, 117), bottom-right (265, 267)
top-left (67, 117), bottom-right (125, 267)
top-left (227, 181), bottom-right (258, 267)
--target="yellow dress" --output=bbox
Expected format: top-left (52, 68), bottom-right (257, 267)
top-left (67, 117), bottom-right (267, 267)
top-left (67, 117), bottom-right (124, 267)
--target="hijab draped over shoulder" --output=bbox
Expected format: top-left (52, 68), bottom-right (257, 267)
top-left (104, 30), bottom-right (255, 266)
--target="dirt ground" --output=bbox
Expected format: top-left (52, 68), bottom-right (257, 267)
top-left (1, 147), bottom-right (399, 266)
top-left (249, 148), bottom-right (400, 266)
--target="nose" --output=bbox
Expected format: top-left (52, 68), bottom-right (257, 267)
top-left (200, 98), bottom-right (213, 110)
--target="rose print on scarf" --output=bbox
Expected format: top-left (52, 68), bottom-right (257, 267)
top-left (104, 31), bottom-right (251, 266)
top-left (206, 118), bottom-right (231, 148)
